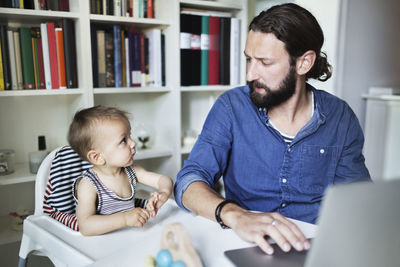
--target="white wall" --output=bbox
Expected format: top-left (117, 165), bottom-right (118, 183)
top-left (337, 0), bottom-right (400, 128)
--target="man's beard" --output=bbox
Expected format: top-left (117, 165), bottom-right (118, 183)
top-left (249, 66), bottom-right (297, 109)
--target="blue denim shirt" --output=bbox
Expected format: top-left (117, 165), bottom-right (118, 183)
top-left (175, 84), bottom-right (370, 224)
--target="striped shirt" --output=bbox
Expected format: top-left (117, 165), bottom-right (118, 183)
top-left (73, 166), bottom-right (138, 215)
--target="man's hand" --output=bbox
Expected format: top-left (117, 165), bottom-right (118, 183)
top-left (224, 205), bottom-right (310, 255)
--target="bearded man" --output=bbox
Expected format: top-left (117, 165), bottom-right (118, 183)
top-left (175, 3), bottom-right (370, 255)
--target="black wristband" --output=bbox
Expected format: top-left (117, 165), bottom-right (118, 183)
top-left (215, 199), bottom-right (237, 229)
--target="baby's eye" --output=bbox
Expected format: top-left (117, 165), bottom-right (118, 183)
top-left (121, 137), bottom-right (127, 144)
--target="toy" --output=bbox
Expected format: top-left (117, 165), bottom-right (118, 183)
top-left (156, 249), bottom-right (173, 267)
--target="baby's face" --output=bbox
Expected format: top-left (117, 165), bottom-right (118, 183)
top-left (93, 118), bottom-right (136, 167)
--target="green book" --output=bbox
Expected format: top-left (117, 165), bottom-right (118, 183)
top-left (201, 16), bottom-right (209, 86)
top-left (19, 27), bottom-right (35, 89)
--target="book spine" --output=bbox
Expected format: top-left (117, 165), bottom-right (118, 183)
top-left (63, 18), bottom-right (78, 88)
top-left (125, 36), bottom-right (130, 86)
top-left (113, 25), bottom-right (122, 87)
top-left (200, 16), bottom-right (209, 86)
top-left (147, 0), bottom-right (153, 18)
top-left (105, 30), bottom-right (114, 87)
top-left (114, 0), bottom-right (121, 16)
top-left (55, 28), bottom-right (66, 89)
top-left (35, 29), bottom-right (45, 89)
top-left (13, 31), bottom-right (23, 89)
top-left (58, 0), bottom-right (69, 11)
top-left (0, 41), bottom-right (4, 90)
top-left (220, 17), bottom-right (230, 85)
top-left (40, 23), bottom-right (52, 89)
top-left (140, 33), bottom-right (145, 86)
top-left (97, 30), bottom-right (106, 87)
top-left (19, 27), bottom-right (35, 89)
top-left (0, 25), bottom-right (11, 90)
top-left (208, 16), bottom-right (220, 85)
top-left (19, 0), bottom-right (23, 9)
top-left (230, 18), bottom-right (240, 86)
top-left (47, 22), bottom-right (59, 89)
top-left (38, 0), bottom-right (46, 9)
top-left (31, 29), bottom-right (39, 89)
top-left (121, 29), bottom-right (126, 87)
top-left (7, 30), bottom-right (18, 90)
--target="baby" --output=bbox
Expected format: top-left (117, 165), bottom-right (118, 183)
top-left (68, 105), bottom-right (173, 235)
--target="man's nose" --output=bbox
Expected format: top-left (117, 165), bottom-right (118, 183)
top-left (246, 61), bottom-right (259, 82)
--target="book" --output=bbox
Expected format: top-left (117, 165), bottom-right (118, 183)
top-left (161, 33), bottom-right (165, 86)
top-left (230, 18), bottom-right (240, 86)
top-left (113, 25), bottom-right (122, 87)
top-left (219, 17), bottom-right (230, 85)
top-left (145, 29), bottom-right (162, 87)
top-left (125, 36), bottom-right (130, 86)
top-left (105, 29), bottom-right (114, 87)
top-left (200, 15), bottom-right (209, 85)
top-left (35, 28), bottom-right (45, 89)
top-left (31, 28), bottom-right (39, 89)
top-left (208, 16), bottom-right (220, 85)
top-left (47, 22), bottom-right (59, 89)
top-left (58, 0), bottom-right (69, 11)
top-left (55, 27), bottom-right (66, 88)
top-left (114, 0), bottom-right (121, 16)
top-left (40, 23), bottom-right (52, 89)
top-left (128, 30), bottom-right (140, 87)
top-left (0, 25), bottom-right (12, 90)
top-left (147, 0), bottom-right (153, 18)
top-left (121, 29), bottom-right (126, 87)
top-left (7, 30), bottom-right (18, 90)
top-left (19, 27), bottom-right (35, 89)
top-left (140, 33), bottom-right (145, 86)
top-left (0, 41), bottom-right (3, 90)
top-left (180, 13), bottom-right (201, 86)
top-left (47, 0), bottom-right (58, 10)
top-left (96, 29), bottom-right (106, 87)
top-left (91, 25), bottom-right (98, 87)
top-left (63, 18), bottom-right (78, 88)
top-left (13, 31), bottom-right (24, 89)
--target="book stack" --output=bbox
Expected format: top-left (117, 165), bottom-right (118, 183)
top-left (91, 24), bottom-right (164, 88)
top-left (180, 9), bottom-right (240, 86)
top-left (0, 0), bottom-right (70, 11)
top-left (0, 19), bottom-right (78, 90)
top-left (90, 0), bottom-right (154, 18)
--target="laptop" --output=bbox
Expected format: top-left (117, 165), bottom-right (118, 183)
top-left (225, 179), bottom-right (400, 267)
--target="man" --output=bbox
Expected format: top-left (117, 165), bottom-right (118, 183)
top-left (175, 3), bottom-right (370, 255)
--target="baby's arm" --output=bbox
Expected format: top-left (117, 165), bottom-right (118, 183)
top-left (76, 178), bottom-right (150, 236)
top-left (134, 165), bottom-right (173, 216)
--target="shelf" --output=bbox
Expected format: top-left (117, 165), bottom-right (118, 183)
top-left (90, 14), bottom-right (169, 29)
top-left (0, 8), bottom-right (79, 24)
top-left (94, 87), bottom-right (171, 94)
top-left (180, 85), bottom-right (237, 92)
top-left (0, 215), bottom-right (23, 245)
top-left (135, 147), bottom-right (173, 160)
top-left (180, 0), bottom-right (243, 11)
top-left (361, 94), bottom-right (400, 101)
top-left (0, 89), bottom-right (85, 97)
top-left (0, 163), bottom-right (36, 186)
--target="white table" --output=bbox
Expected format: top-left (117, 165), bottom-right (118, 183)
top-left (23, 200), bottom-right (317, 267)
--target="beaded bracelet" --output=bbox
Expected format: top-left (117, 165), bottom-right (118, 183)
top-left (215, 199), bottom-right (237, 229)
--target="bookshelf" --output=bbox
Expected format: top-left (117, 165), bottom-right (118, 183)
top-left (0, 0), bottom-right (248, 245)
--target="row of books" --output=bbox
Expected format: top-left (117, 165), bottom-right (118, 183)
top-left (91, 24), bottom-right (164, 88)
top-left (90, 0), bottom-right (154, 18)
top-left (0, 19), bottom-right (77, 90)
top-left (0, 0), bottom-right (70, 11)
top-left (180, 9), bottom-right (241, 86)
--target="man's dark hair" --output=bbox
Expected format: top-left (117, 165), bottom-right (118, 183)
top-left (248, 3), bottom-right (332, 81)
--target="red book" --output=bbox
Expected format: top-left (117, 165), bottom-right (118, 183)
top-left (58, 0), bottom-right (70, 11)
top-left (36, 30), bottom-right (46, 89)
top-left (147, 0), bottom-right (153, 18)
top-left (47, 22), bottom-right (59, 89)
top-left (208, 16), bottom-right (220, 85)
top-left (55, 28), bottom-right (67, 89)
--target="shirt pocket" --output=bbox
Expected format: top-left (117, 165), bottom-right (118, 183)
top-left (299, 145), bottom-right (338, 194)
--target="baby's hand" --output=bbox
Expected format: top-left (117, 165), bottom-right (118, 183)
top-left (146, 192), bottom-right (160, 218)
top-left (124, 208), bottom-right (150, 227)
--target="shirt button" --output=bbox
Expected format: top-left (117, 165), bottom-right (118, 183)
top-left (282, 178), bottom-right (287, 183)
top-left (320, 149), bottom-right (325, 154)
top-left (282, 203), bottom-right (287, 208)
top-left (288, 147), bottom-right (291, 152)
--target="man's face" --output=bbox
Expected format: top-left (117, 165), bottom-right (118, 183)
top-left (245, 31), bottom-right (297, 109)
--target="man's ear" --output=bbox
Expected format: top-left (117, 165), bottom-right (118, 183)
top-left (87, 150), bottom-right (105, 165)
top-left (296, 50), bottom-right (316, 75)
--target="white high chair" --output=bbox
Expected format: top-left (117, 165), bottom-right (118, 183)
top-left (18, 147), bottom-right (94, 267)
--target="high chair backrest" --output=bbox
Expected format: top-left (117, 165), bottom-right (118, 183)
top-left (35, 146), bottom-right (92, 218)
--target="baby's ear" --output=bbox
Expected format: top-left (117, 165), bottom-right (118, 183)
top-left (87, 150), bottom-right (105, 165)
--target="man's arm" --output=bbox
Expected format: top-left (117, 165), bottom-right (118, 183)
top-left (182, 181), bottom-right (310, 255)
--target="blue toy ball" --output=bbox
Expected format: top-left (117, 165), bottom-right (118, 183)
top-left (156, 249), bottom-right (173, 267)
top-left (171, 261), bottom-right (186, 267)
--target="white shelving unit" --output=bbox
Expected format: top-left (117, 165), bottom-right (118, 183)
top-left (0, 0), bottom-right (248, 245)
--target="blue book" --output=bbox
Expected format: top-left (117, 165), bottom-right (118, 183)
top-left (113, 25), bottom-right (122, 88)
